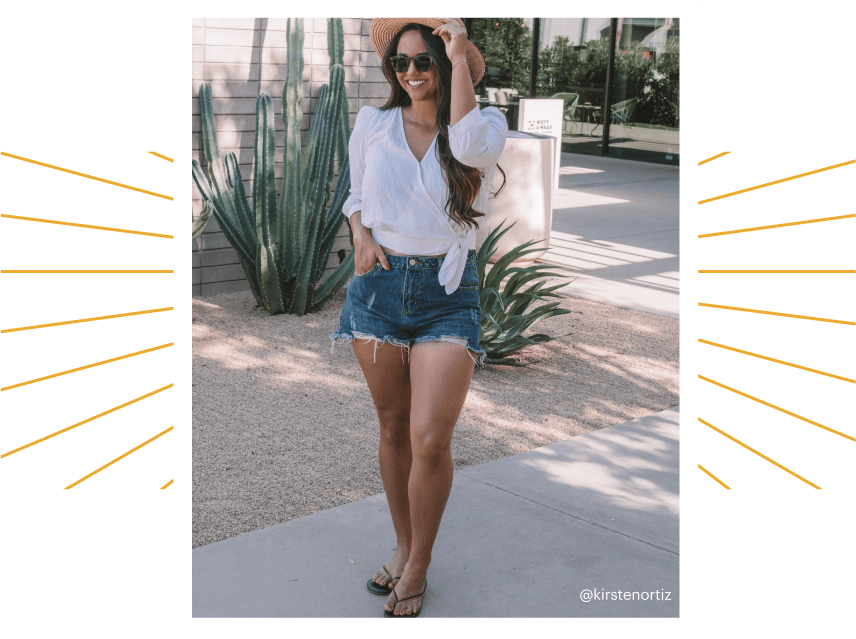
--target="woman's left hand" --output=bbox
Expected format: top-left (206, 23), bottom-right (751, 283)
top-left (431, 18), bottom-right (469, 64)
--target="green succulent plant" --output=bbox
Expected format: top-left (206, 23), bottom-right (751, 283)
top-left (476, 220), bottom-right (573, 367)
top-left (192, 18), bottom-right (354, 315)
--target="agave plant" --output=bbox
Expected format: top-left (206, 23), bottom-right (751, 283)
top-left (192, 18), bottom-right (354, 315)
top-left (476, 220), bottom-right (573, 367)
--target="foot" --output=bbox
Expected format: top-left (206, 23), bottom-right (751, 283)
top-left (385, 565), bottom-right (427, 616)
top-left (371, 547), bottom-right (409, 591)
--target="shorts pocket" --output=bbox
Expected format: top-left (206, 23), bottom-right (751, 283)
top-left (457, 261), bottom-right (480, 291)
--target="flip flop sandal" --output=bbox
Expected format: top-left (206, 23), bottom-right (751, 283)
top-left (383, 579), bottom-right (427, 617)
top-left (367, 565), bottom-right (401, 595)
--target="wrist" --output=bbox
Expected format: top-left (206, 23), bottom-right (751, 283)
top-left (451, 57), bottom-right (469, 67)
top-left (353, 224), bottom-right (372, 241)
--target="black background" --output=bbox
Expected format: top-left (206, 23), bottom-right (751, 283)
top-left (0, 16), bottom-right (172, 623)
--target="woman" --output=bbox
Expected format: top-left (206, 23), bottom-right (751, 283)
top-left (329, 17), bottom-right (508, 617)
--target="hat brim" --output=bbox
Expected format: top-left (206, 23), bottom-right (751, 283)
top-left (370, 18), bottom-right (486, 86)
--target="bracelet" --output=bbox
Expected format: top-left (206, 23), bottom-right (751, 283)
top-left (452, 59), bottom-right (469, 71)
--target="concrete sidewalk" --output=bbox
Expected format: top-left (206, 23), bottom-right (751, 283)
top-left (193, 408), bottom-right (679, 617)
top-left (538, 153), bottom-right (679, 319)
top-left (192, 152), bottom-right (680, 618)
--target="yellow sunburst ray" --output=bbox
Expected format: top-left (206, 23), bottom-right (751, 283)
top-left (699, 214), bottom-right (854, 238)
top-left (146, 151), bottom-right (172, 162)
top-left (2, 343), bottom-right (174, 391)
top-left (698, 151), bottom-right (730, 166)
top-left (1, 151), bottom-right (173, 200)
top-left (0, 269), bottom-right (172, 273)
top-left (698, 159), bottom-right (855, 204)
top-left (698, 302), bottom-right (856, 326)
top-left (698, 376), bottom-right (855, 441)
top-left (1, 308), bottom-right (173, 333)
top-left (700, 338), bottom-right (856, 390)
top-left (64, 426), bottom-right (174, 489)
top-left (698, 417), bottom-right (823, 490)
top-left (699, 269), bottom-right (856, 273)
top-left (1, 384), bottom-right (174, 458)
top-left (698, 464), bottom-right (731, 490)
top-left (1, 214), bottom-right (172, 239)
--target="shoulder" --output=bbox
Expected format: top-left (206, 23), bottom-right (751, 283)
top-left (354, 105), bottom-right (394, 133)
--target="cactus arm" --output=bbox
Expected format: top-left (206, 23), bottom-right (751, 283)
top-left (192, 159), bottom-right (254, 267)
top-left (304, 77), bottom-right (341, 286)
top-left (253, 93), bottom-right (285, 314)
top-left (280, 17), bottom-right (305, 277)
top-left (327, 18), bottom-right (350, 166)
top-left (225, 153), bottom-right (256, 238)
top-left (198, 83), bottom-right (255, 253)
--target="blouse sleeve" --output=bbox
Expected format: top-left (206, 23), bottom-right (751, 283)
top-left (448, 105), bottom-right (508, 170)
top-left (341, 106), bottom-right (375, 218)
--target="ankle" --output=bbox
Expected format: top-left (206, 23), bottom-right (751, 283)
top-left (403, 555), bottom-right (430, 574)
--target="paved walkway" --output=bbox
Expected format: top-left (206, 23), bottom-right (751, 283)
top-left (539, 152), bottom-right (679, 319)
top-left (193, 408), bottom-right (679, 617)
top-left (192, 152), bottom-right (680, 618)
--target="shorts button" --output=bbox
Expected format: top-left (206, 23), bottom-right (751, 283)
top-left (409, 259), bottom-right (416, 265)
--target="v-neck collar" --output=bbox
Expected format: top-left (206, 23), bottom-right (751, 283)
top-left (398, 106), bottom-right (438, 165)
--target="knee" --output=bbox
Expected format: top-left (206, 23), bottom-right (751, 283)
top-left (378, 413), bottom-right (410, 448)
top-left (411, 427), bottom-right (452, 462)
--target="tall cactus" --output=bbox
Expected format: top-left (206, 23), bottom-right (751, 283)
top-left (192, 18), bottom-right (355, 315)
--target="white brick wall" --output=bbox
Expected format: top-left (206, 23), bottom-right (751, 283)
top-left (192, 17), bottom-right (389, 298)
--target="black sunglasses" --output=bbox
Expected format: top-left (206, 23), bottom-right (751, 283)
top-left (389, 53), bottom-right (434, 73)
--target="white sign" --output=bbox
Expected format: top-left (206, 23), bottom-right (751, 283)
top-left (517, 98), bottom-right (564, 189)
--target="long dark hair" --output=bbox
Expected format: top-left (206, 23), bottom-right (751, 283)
top-left (380, 23), bottom-right (506, 231)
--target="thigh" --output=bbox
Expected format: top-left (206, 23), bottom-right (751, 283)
top-left (352, 340), bottom-right (411, 424)
top-left (408, 341), bottom-right (475, 451)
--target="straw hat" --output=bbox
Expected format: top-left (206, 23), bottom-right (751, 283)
top-left (369, 18), bottom-right (486, 86)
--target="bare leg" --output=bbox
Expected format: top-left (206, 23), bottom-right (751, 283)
top-left (385, 341), bottom-right (475, 615)
top-left (351, 338), bottom-right (413, 590)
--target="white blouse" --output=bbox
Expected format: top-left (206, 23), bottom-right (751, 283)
top-left (342, 103), bottom-right (508, 294)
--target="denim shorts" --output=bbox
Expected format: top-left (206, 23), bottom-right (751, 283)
top-left (329, 249), bottom-right (486, 368)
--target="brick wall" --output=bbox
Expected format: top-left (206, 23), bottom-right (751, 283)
top-left (192, 17), bottom-right (389, 297)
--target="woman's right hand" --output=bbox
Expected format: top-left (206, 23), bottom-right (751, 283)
top-left (351, 213), bottom-right (391, 275)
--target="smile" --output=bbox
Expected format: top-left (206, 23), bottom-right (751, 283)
top-left (407, 80), bottom-right (427, 87)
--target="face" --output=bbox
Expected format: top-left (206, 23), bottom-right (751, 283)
top-left (395, 30), bottom-right (439, 103)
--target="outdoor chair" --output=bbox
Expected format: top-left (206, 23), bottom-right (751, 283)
top-left (485, 87), bottom-right (499, 104)
top-left (590, 97), bottom-right (639, 138)
top-left (495, 89), bottom-right (509, 114)
top-left (550, 92), bottom-right (581, 136)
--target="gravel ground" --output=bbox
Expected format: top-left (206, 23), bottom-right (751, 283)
top-left (192, 286), bottom-right (679, 548)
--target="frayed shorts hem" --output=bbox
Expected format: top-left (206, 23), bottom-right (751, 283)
top-left (329, 330), bottom-right (487, 369)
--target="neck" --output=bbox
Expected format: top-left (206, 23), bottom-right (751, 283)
top-left (404, 98), bottom-right (438, 127)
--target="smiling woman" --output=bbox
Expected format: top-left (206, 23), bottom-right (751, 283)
top-left (326, 18), bottom-right (510, 617)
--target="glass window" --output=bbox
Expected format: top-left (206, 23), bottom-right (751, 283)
top-left (536, 18), bottom-right (612, 153)
top-left (467, 18), bottom-right (534, 130)
top-left (605, 18), bottom-right (679, 164)
top-left (465, 17), bottom-right (679, 164)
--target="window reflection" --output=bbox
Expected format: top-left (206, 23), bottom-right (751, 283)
top-left (607, 18), bottom-right (679, 162)
top-left (468, 18), bottom-right (534, 130)
top-left (465, 17), bottom-right (679, 164)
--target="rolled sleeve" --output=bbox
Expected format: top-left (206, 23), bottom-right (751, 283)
top-left (341, 106), bottom-right (373, 219)
top-left (448, 105), bottom-right (508, 170)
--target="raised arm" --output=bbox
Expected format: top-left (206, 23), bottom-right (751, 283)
top-left (448, 106), bottom-right (508, 169)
